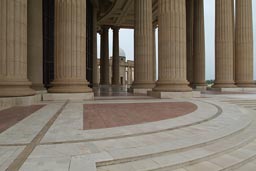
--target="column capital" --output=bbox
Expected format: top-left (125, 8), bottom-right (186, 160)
top-left (111, 26), bottom-right (120, 31)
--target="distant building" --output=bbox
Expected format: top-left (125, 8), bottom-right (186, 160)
top-left (97, 48), bottom-right (134, 85)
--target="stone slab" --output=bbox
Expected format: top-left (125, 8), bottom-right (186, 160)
top-left (0, 94), bottom-right (41, 110)
top-left (132, 88), bottom-right (152, 95)
top-left (209, 87), bottom-right (256, 93)
top-left (43, 93), bottom-right (94, 101)
top-left (148, 91), bottom-right (201, 99)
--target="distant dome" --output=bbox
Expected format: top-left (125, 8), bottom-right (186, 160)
top-left (119, 48), bottom-right (126, 57)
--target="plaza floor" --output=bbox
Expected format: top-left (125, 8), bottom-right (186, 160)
top-left (1, 89), bottom-right (256, 171)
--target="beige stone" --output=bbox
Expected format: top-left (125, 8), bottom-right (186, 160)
top-left (131, 0), bottom-right (155, 90)
top-left (154, 0), bottom-right (191, 92)
top-left (193, 0), bottom-right (206, 88)
top-left (186, 0), bottom-right (194, 86)
top-left (48, 0), bottom-right (91, 93)
top-left (235, 0), bottom-right (255, 87)
top-left (27, 0), bottom-right (44, 90)
top-left (0, 0), bottom-right (35, 97)
top-left (213, 0), bottom-right (236, 88)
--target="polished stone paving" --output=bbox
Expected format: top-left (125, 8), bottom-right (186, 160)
top-left (1, 91), bottom-right (256, 171)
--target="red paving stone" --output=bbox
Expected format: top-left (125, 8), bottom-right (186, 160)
top-left (84, 102), bottom-right (197, 130)
top-left (0, 105), bottom-right (45, 133)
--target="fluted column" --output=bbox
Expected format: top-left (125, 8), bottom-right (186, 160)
top-left (213, 0), bottom-right (236, 88)
top-left (92, 8), bottom-right (98, 87)
top-left (193, 0), bottom-right (206, 87)
top-left (100, 26), bottom-right (110, 85)
top-left (48, 0), bottom-right (91, 93)
top-left (0, 0), bottom-right (35, 97)
top-left (112, 27), bottom-right (120, 85)
top-left (186, 0), bottom-right (194, 86)
top-left (235, 0), bottom-right (254, 87)
top-left (153, 28), bottom-right (156, 82)
top-left (154, 0), bottom-right (191, 92)
top-left (132, 0), bottom-right (155, 89)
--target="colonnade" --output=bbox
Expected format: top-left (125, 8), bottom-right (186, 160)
top-left (0, 0), bottom-right (254, 97)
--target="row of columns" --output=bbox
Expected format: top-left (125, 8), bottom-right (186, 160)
top-left (98, 26), bottom-right (120, 85)
top-left (213, 0), bottom-right (254, 88)
top-left (0, 0), bottom-right (254, 97)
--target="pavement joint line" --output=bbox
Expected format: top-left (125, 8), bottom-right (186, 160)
top-left (5, 100), bottom-right (69, 171)
top-left (40, 101), bottom-right (222, 146)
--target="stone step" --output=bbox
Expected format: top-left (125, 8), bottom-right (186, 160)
top-left (93, 104), bottom-right (256, 171)
top-left (96, 115), bottom-right (256, 171)
top-left (180, 139), bottom-right (256, 171)
top-left (96, 102), bottom-right (251, 161)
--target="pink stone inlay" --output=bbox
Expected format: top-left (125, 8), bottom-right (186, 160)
top-left (0, 105), bottom-right (45, 133)
top-left (84, 102), bottom-right (197, 130)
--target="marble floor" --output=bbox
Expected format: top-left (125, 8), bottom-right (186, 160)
top-left (1, 89), bottom-right (256, 171)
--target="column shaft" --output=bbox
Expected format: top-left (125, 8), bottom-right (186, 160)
top-left (0, 0), bottom-right (35, 97)
top-left (213, 0), bottom-right (235, 88)
top-left (186, 0), bottom-right (194, 86)
top-left (193, 0), bottom-right (206, 87)
top-left (101, 26), bottom-right (110, 85)
top-left (49, 0), bottom-right (91, 93)
top-left (235, 0), bottom-right (254, 87)
top-left (92, 8), bottom-right (98, 87)
top-left (132, 0), bottom-right (155, 89)
top-left (153, 28), bottom-right (156, 82)
top-left (154, 0), bottom-right (191, 92)
top-left (112, 27), bottom-right (120, 85)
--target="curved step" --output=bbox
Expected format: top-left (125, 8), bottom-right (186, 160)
top-left (96, 113), bottom-right (256, 171)
top-left (20, 100), bottom-right (255, 171)
top-left (41, 100), bottom-right (220, 143)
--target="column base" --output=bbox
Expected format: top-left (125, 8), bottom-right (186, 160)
top-left (130, 88), bottom-right (152, 95)
top-left (192, 83), bottom-right (207, 90)
top-left (43, 93), bottom-right (94, 101)
top-left (212, 82), bottom-right (236, 88)
top-left (0, 94), bottom-right (41, 110)
top-left (48, 80), bottom-right (92, 93)
top-left (92, 83), bottom-right (99, 88)
top-left (0, 81), bottom-right (36, 97)
top-left (153, 82), bottom-right (192, 92)
top-left (31, 83), bottom-right (45, 91)
top-left (209, 87), bottom-right (256, 93)
top-left (148, 91), bottom-right (201, 99)
top-left (235, 81), bottom-right (256, 88)
top-left (130, 82), bottom-right (155, 95)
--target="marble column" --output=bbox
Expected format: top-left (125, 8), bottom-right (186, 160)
top-left (193, 0), bottom-right (206, 87)
top-left (213, 0), bottom-right (236, 88)
top-left (92, 8), bottom-right (98, 87)
top-left (0, 0), bottom-right (35, 97)
top-left (132, 0), bottom-right (155, 89)
top-left (112, 27), bottom-right (120, 85)
top-left (27, 0), bottom-right (44, 90)
top-left (154, 0), bottom-right (191, 92)
top-left (100, 26), bottom-right (110, 85)
top-left (153, 28), bottom-right (156, 82)
top-left (48, 0), bottom-right (91, 93)
top-left (235, 0), bottom-right (254, 87)
top-left (186, 0), bottom-right (194, 86)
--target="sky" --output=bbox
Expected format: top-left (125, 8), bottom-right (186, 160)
top-left (97, 0), bottom-right (256, 80)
